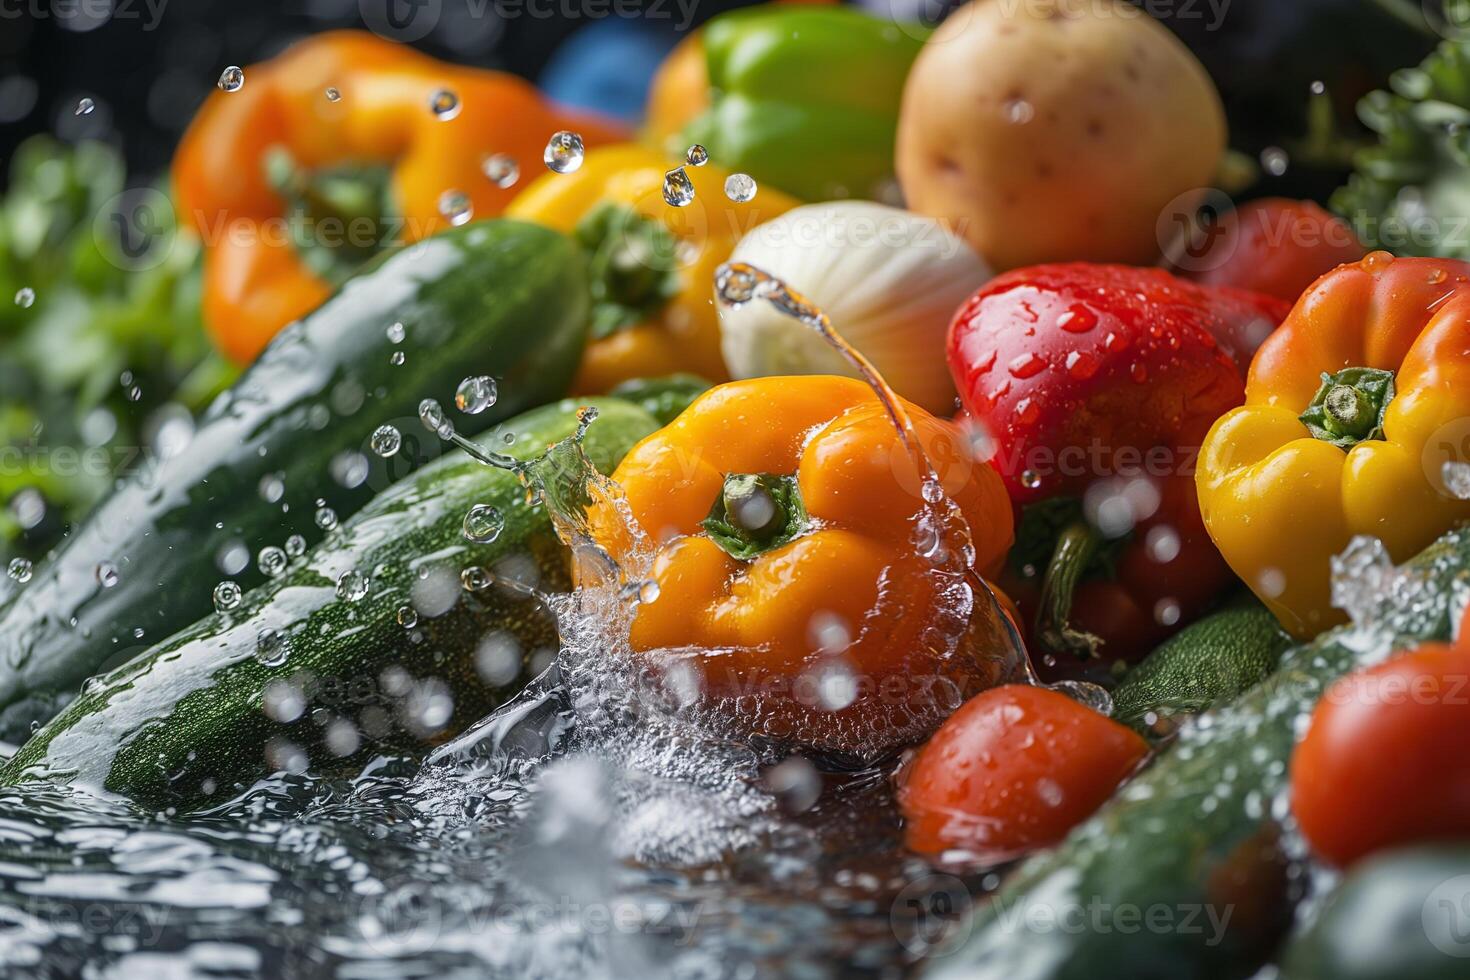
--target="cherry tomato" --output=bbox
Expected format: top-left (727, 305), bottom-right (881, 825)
top-left (898, 684), bottom-right (1149, 857)
top-left (1178, 198), bottom-right (1364, 304)
top-left (1292, 641), bottom-right (1470, 866)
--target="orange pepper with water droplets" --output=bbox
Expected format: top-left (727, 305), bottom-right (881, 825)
top-left (591, 376), bottom-right (1017, 754)
top-left (505, 144), bottom-right (798, 394)
top-left (172, 30), bottom-right (627, 364)
top-left (1198, 252), bottom-right (1470, 638)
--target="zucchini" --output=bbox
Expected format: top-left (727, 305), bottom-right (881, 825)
top-left (608, 374), bottom-right (712, 425)
top-left (0, 220), bottom-right (590, 742)
top-left (1280, 845), bottom-right (1470, 980)
top-left (1111, 599), bottom-right (1292, 734)
top-left (926, 528), bottom-right (1470, 980)
top-left (0, 397), bottom-right (660, 813)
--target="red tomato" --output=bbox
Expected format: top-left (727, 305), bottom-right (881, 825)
top-left (1177, 198), bottom-right (1365, 304)
top-left (1292, 641), bottom-right (1470, 866)
top-left (898, 685), bottom-right (1149, 857)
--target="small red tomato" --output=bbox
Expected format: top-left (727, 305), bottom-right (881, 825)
top-left (1292, 642), bottom-right (1470, 867)
top-left (1176, 198), bottom-right (1365, 304)
top-left (898, 684), bottom-right (1149, 857)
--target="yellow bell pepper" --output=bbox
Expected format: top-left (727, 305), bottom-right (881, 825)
top-left (505, 144), bottom-right (797, 394)
top-left (1197, 253), bottom-right (1470, 638)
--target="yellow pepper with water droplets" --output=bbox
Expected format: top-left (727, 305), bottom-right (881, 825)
top-left (1197, 253), bottom-right (1470, 638)
top-left (505, 144), bottom-right (797, 394)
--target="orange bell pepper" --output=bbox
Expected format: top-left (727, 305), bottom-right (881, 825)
top-left (173, 30), bottom-right (627, 363)
top-left (505, 144), bottom-right (797, 393)
top-left (593, 376), bottom-right (1017, 753)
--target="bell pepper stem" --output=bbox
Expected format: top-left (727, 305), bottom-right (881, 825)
top-left (1299, 366), bottom-right (1396, 449)
top-left (574, 203), bottom-right (682, 339)
top-left (1035, 521), bottom-right (1105, 659)
top-left (701, 473), bottom-right (808, 560)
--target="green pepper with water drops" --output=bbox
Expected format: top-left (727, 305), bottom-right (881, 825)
top-left (679, 6), bottom-right (927, 202)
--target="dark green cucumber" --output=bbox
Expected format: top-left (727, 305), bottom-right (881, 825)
top-left (1280, 845), bottom-right (1470, 980)
top-left (926, 529), bottom-right (1470, 980)
top-left (608, 374), bottom-right (712, 425)
top-left (1111, 599), bottom-right (1292, 733)
top-left (0, 220), bottom-right (589, 742)
top-left (0, 397), bottom-right (658, 812)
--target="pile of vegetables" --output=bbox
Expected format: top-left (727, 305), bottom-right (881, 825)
top-left (8, 1), bottom-right (1470, 976)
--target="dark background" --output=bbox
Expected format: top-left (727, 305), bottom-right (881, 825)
top-left (0, 0), bottom-right (1443, 201)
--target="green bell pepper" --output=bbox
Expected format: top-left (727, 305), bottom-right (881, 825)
top-left (681, 6), bottom-right (926, 202)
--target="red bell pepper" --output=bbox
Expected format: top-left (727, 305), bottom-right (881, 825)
top-left (947, 264), bottom-right (1291, 675)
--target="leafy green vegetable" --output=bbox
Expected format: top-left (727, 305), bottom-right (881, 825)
top-left (1333, 11), bottom-right (1470, 258)
top-left (0, 136), bottom-right (226, 559)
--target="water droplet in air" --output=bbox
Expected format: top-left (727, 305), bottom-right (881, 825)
top-left (663, 167), bottom-right (695, 207)
top-left (75, 97), bottom-right (94, 116)
top-left (95, 561), bottom-right (119, 588)
top-left (1154, 598), bottom-right (1182, 626)
top-left (1020, 470), bottom-right (1042, 490)
top-left (685, 144), bottom-right (709, 167)
top-left (336, 570), bottom-right (369, 602)
top-left (418, 398), bottom-right (454, 438)
top-left (462, 504), bottom-right (505, 543)
top-left (315, 506), bottom-right (339, 531)
top-left (255, 627), bottom-right (289, 666)
top-left (763, 757), bottom-right (821, 814)
top-left (428, 89), bottom-right (460, 120)
top-left (724, 173), bottom-right (757, 203)
top-left (258, 472), bottom-right (284, 503)
top-left (258, 546), bottom-right (288, 578)
top-left (7, 558), bottom-right (33, 583)
top-left (461, 566), bottom-right (492, 592)
top-left (213, 578), bottom-right (241, 608)
top-left (371, 424), bottom-right (402, 457)
top-left (481, 153), bottom-right (518, 188)
top-left (329, 451), bottom-right (368, 489)
top-left (1145, 525), bottom-right (1181, 563)
top-left (1260, 146), bottom-right (1289, 177)
top-left (325, 87), bottom-right (341, 102)
top-left (14, 287), bottom-right (35, 308)
top-left (396, 606), bottom-right (418, 629)
top-left (638, 580), bottom-right (660, 604)
top-left (389, 350), bottom-right (405, 367)
top-left (1310, 80), bottom-right (1326, 96)
top-left (284, 534), bottom-right (306, 558)
top-left (455, 375), bottom-right (498, 414)
top-left (438, 189), bottom-right (472, 226)
top-left (386, 321), bottom-right (406, 343)
top-left (543, 131), bottom-right (584, 174)
top-left (1004, 98), bottom-right (1035, 124)
top-left (1049, 679), bottom-right (1114, 716)
top-left (217, 67), bottom-right (244, 92)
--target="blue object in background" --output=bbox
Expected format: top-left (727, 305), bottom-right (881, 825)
top-left (539, 19), bottom-right (680, 124)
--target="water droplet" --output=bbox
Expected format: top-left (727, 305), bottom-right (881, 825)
top-left (284, 534), bottom-right (307, 558)
top-left (1004, 97), bottom-right (1035, 124)
top-left (418, 398), bottom-right (454, 439)
top-left (1014, 397), bottom-right (1040, 424)
top-left (437, 189), bottom-right (473, 226)
top-left (807, 611), bottom-right (852, 655)
top-left (14, 287), bottom-right (35, 308)
top-left (763, 756), bottom-right (821, 814)
top-left (1154, 598), bottom-right (1182, 626)
top-left (1049, 679), bottom-right (1114, 716)
top-left (428, 88), bottom-right (460, 120)
top-left (386, 321), bottom-right (406, 343)
top-left (1257, 567), bottom-right (1287, 599)
top-left (1443, 460), bottom-right (1470, 499)
top-left (258, 472), bottom-right (284, 503)
top-left (262, 680), bottom-right (304, 722)
top-left (95, 561), bottom-right (119, 588)
top-left (213, 578), bottom-right (241, 608)
top-left (255, 627), bottom-right (289, 667)
top-left (481, 153), bottom-right (519, 188)
top-left (336, 570), bottom-right (369, 602)
top-left (1020, 470), bottom-right (1042, 490)
top-left (217, 66), bottom-right (244, 92)
top-left (454, 375), bottom-right (498, 414)
top-left (543, 131), bottom-right (584, 174)
top-left (724, 173), bottom-right (757, 203)
top-left (685, 144), bottom-right (709, 167)
top-left (1259, 146), bottom-right (1289, 177)
top-left (389, 351), bottom-right (406, 367)
top-left (325, 719), bottom-right (360, 757)
top-left (371, 424), bottom-right (402, 457)
top-left (462, 504), bottom-right (505, 543)
top-left (7, 558), bottom-right (33, 583)
top-left (1058, 305), bottom-right (1097, 333)
top-left (396, 605), bottom-right (418, 628)
top-left (325, 86), bottom-right (341, 102)
top-left (461, 566), bottom-right (492, 592)
top-left (315, 506), bottom-right (338, 531)
top-left (329, 450), bottom-right (369, 489)
top-left (475, 631), bottom-right (522, 685)
top-left (1145, 525), bottom-right (1181, 563)
top-left (1310, 79), bottom-right (1326, 96)
top-left (1007, 352), bottom-right (1045, 379)
top-left (1065, 350), bottom-right (1099, 380)
top-left (257, 546), bottom-right (288, 578)
top-left (638, 580), bottom-right (660, 604)
top-left (75, 97), bottom-right (94, 116)
top-left (663, 167), bottom-right (695, 207)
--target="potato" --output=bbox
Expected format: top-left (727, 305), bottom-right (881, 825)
top-left (895, 0), bottom-right (1226, 271)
